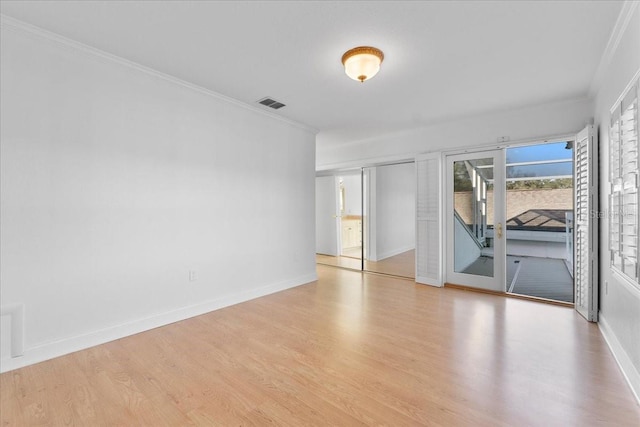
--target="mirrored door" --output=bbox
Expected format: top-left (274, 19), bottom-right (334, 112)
top-left (446, 150), bottom-right (505, 291)
top-left (363, 163), bottom-right (416, 279)
top-left (315, 173), bottom-right (362, 271)
top-left (338, 174), bottom-right (363, 259)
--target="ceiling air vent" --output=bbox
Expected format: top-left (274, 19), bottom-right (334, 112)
top-left (257, 97), bottom-right (286, 110)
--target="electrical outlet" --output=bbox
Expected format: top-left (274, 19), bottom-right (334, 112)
top-left (605, 280), bottom-right (608, 295)
top-left (189, 270), bottom-right (198, 282)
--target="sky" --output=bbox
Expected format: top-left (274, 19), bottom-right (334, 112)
top-left (506, 141), bottom-right (573, 178)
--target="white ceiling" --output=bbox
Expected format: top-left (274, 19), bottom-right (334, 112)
top-left (0, 1), bottom-right (624, 147)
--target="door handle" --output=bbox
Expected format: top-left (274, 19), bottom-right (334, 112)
top-left (497, 223), bottom-right (503, 239)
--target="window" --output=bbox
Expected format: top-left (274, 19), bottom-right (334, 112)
top-left (610, 77), bottom-right (639, 284)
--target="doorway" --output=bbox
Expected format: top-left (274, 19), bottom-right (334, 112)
top-left (504, 142), bottom-right (575, 302)
top-left (445, 141), bottom-right (576, 303)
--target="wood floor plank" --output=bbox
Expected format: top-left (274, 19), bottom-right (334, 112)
top-left (2, 265), bottom-right (639, 426)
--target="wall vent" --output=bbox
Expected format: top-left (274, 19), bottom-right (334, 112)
top-left (257, 97), bottom-right (286, 110)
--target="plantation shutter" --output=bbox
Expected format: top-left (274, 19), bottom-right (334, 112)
top-left (574, 125), bottom-right (599, 322)
top-left (416, 153), bottom-right (442, 286)
top-left (609, 79), bottom-right (639, 282)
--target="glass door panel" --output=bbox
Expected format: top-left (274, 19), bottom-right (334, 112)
top-left (447, 150), bottom-right (505, 291)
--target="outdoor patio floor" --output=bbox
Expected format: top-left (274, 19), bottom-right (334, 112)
top-left (462, 256), bottom-right (574, 303)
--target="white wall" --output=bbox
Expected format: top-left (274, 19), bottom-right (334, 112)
top-left (372, 163), bottom-right (415, 260)
top-left (315, 176), bottom-right (338, 255)
top-left (317, 98), bottom-right (593, 170)
top-left (340, 174), bottom-right (361, 216)
top-left (593, 3), bottom-right (640, 401)
top-left (454, 216), bottom-right (481, 272)
top-left (0, 21), bottom-right (317, 371)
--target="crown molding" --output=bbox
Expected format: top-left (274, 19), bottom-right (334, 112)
top-left (0, 14), bottom-right (318, 135)
top-left (588, 1), bottom-right (639, 98)
top-left (609, 67), bottom-right (640, 114)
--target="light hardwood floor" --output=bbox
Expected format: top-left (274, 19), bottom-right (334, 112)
top-left (2, 265), bottom-right (639, 426)
top-left (317, 249), bottom-right (415, 278)
top-left (316, 253), bottom-right (362, 270)
top-left (365, 249), bottom-right (415, 278)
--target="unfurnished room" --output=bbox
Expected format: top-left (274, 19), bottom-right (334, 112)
top-left (1, 1), bottom-right (640, 425)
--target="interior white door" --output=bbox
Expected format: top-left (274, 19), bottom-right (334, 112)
top-left (446, 150), bottom-right (506, 291)
top-left (315, 176), bottom-right (339, 256)
top-left (574, 125), bottom-right (599, 321)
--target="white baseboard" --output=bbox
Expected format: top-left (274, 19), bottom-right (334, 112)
top-left (416, 276), bottom-right (443, 287)
top-left (598, 313), bottom-right (640, 405)
top-left (376, 245), bottom-right (415, 262)
top-left (0, 272), bottom-right (317, 373)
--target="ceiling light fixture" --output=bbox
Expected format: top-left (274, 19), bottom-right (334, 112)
top-left (341, 46), bottom-right (384, 83)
